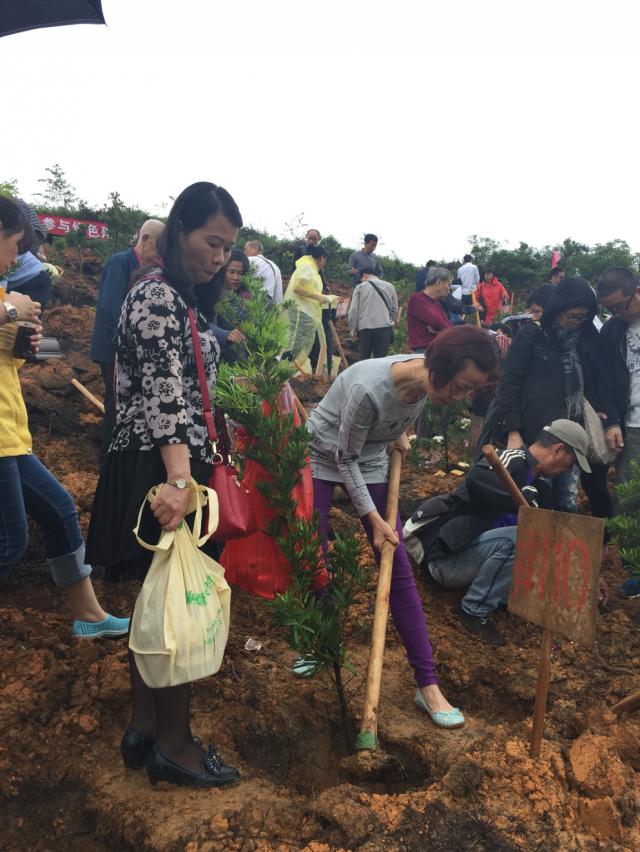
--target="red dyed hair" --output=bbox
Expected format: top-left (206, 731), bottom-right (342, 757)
top-left (425, 326), bottom-right (499, 388)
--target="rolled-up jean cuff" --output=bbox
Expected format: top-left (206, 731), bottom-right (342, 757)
top-left (47, 542), bottom-right (92, 589)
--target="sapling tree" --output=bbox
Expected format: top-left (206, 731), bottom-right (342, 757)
top-left (215, 275), bottom-right (370, 749)
top-left (607, 459), bottom-right (640, 576)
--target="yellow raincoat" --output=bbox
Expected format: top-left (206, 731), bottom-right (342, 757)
top-left (283, 255), bottom-right (328, 368)
top-left (0, 324), bottom-right (32, 458)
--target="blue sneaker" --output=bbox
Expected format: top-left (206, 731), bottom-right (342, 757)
top-left (72, 614), bottom-right (130, 638)
top-left (619, 576), bottom-right (640, 599)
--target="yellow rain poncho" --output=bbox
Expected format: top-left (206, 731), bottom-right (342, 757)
top-left (283, 256), bottom-right (335, 368)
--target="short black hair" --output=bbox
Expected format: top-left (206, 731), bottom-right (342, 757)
top-left (597, 267), bottom-right (639, 299)
top-left (463, 254), bottom-right (473, 263)
top-left (550, 267), bottom-right (564, 278)
top-left (483, 269), bottom-right (494, 276)
top-left (364, 233), bottom-right (378, 244)
top-left (306, 244), bottom-right (327, 259)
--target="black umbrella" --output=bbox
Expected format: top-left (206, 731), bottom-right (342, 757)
top-left (0, 1), bottom-right (106, 39)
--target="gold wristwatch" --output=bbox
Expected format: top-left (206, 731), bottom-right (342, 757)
top-left (166, 478), bottom-right (188, 490)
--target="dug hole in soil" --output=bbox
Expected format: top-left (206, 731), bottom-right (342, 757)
top-left (1, 253), bottom-right (639, 851)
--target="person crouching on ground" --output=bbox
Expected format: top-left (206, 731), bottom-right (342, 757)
top-left (306, 326), bottom-right (499, 728)
top-left (404, 419), bottom-right (608, 646)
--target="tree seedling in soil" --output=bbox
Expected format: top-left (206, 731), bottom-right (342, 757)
top-left (607, 458), bottom-right (640, 578)
top-left (216, 275), bottom-right (369, 751)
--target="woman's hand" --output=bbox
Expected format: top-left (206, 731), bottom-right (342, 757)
top-left (388, 432), bottom-right (411, 460)
top-left (227, 328), bottom-right (245, 344)
top-left (605, 425), bottom-right (624, 453)
top-left (507, 430), bottom-right (524, 449)
top-left (3, 292), bottom-right (41, 324)
top-left (150, 483), bottom-right (190, 531)
top-left (367, 510), bottom-right (399, 552)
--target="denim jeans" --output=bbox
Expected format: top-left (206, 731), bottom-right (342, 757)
top-left (428, 526), bottom-right (517, 617)
top-left (0, 453), bottom-right (91, 588)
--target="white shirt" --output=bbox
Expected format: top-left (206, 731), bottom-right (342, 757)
top-left (248, 255), bottom-right (283, 303)
top-left (457, 262), bottom-right (480, 295)
top-left (626, 319), bottom-right (640, 427)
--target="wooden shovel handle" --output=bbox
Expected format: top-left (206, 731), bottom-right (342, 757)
top-left (356, 448), bottom-right (403, 749)
top-left (71, 378), bottom-right (105, 414)
top-left (328, 319), bottom-right (349, 371)
top-left (611, 690), bottom-right (640, 716)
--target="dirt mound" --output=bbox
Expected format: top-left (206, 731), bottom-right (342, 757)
top-left (2, 259), bottom-right (640, 850)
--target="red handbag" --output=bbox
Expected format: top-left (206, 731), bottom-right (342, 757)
top-left (187, 308), bottom-right (257, 542)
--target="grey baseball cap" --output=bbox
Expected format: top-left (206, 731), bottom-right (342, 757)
top-left (543, 419), bottom-right (591, 473)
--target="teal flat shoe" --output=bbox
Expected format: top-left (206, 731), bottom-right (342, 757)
top-left (72, 614), bottom-right (130, 638)
top-left (414, 689), bottom-right (465, 729)
top-left (292, 656), bottom-right (319, 678)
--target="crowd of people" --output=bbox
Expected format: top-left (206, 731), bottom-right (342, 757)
top-left (1, 186), bottom-right (638, 790)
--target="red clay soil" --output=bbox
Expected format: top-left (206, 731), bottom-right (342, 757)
top-left (1, 259), bottom-right (639, 851)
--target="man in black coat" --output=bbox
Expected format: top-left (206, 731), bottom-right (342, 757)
top-left (404, 421), bottom-right (593, 645)
top-left (597, 268), bottom-right (640, 484)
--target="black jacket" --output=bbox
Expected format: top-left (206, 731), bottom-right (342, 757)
top-left (598, 316), bottom-right (629, 430)
top-left (493, 280), bottom-right (604, 444)
top-left (406, 448), bottom-right (552, 563)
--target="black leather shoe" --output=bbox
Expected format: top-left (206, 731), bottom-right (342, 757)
top-left (121, 727), bottom-right (156, 769)
top-left (146, 744), bottom-right (240, 788)
top-left (121, 728), bottom-right (203, 769)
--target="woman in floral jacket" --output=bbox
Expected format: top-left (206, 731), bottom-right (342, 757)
top-left (87, 182), bottom-right (243, 789)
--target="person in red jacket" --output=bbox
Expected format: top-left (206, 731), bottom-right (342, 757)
top-left (406, 266), bottom-right (453, 352)
top-left (477, 270), bottom-right (509, 324)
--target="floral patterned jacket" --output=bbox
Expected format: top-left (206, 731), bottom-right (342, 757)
top-left (109, 269), bottom-right (220, 464)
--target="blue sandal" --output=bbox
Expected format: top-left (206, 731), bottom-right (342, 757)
top-left (414, 689), bottom-right (465, 729)
top-left (72, 614), bottom-right (130, 638)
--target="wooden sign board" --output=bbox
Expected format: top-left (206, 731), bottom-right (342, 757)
top-left (508, 507), bottom-right (604, 648)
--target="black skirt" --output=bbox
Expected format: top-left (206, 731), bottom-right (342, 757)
top-left (86, 449), bottom-right (215, 580)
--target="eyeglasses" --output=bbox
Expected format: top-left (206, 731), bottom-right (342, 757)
top-left (607, 291), bottom-right (637, 316)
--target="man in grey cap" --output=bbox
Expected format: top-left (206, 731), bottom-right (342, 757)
top-left (403, 419), bottom-right (599, 646)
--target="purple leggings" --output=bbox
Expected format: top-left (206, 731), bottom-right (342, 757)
top-left (313, 478), bottom-right (438, 688)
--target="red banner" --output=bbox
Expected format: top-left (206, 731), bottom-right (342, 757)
top-left (37, 214), bottom-right (109, 240)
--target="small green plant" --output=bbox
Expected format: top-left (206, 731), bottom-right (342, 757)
top-left (215, 274), bottom-right (369, 749)
top-left (607, 459), bottom-right (640, 575)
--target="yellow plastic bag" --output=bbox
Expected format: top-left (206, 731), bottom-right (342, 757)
top-left (129, 480), bottom-right (231, 688)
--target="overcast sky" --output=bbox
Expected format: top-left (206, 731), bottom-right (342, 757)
top-left (3, 0), bottom-right (638, 264)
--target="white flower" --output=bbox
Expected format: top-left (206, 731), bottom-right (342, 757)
top-left (129, 298), bottom-right (151, 325)
top-left (143, 396), bottom-right (161, 418)
top-left (149, 412), bottom-right (179, 439)
top-left (432, 435), bottom-right (444, 444)
top-left (460, 418), bottom-right (471, 428)
top-left (139, 314), bottom-right (168, 340)
top-left (153, 375), bottom-right (181, 403)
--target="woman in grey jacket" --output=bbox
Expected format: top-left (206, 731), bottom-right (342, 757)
top-left (307, 326), bottom-right (498, 728)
